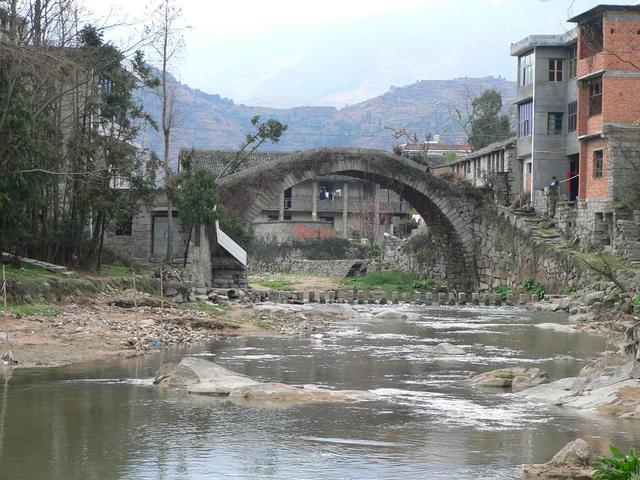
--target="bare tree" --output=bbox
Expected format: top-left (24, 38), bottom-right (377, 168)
top-left (145, 0), bottom-right (185, 263)
top-left (386, 126), bottom-right (433, 171)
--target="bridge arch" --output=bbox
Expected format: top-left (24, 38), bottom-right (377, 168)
top-left (217, 148), bottom-right (481, 289)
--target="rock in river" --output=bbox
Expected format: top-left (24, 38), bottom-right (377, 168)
top-left (522, 438), bottom-right (595, 480)
top-left (154, 357), bottom-right (259, 394)
top-left (470, 367), bottom-right (548, 392)
top-left (155, 357), bottom-right (378, 405)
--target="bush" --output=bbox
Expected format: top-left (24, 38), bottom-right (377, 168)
top-left (291, 238), bottom-right (352, 260)
top-left (634, 295), bottom-right (640, 314)
top-left (494, 285), bottom-right (511, 302)
top-left (521, 277), bottom-right (545, 300)
top-left (593, 445), bottom-right (640, 480)
top-left (395, 219), bottom-right (418, 238)
top-left (565, 283), bottom-right (578, 295)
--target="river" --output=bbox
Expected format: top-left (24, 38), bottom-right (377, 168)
top-left (0, 304), bottom-right (637, 479)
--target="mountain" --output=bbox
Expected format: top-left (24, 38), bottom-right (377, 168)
top-left (138, 76), bottom-right (516, 158)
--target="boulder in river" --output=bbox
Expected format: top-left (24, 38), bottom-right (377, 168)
top-left (155, 357), bottom-right (378, 405)
top-left (154, 357), bottom-right (260, 394)
top-left (228, 383), bottom-right (379, 405)
top-left (431, 342), bottom-right (466, 355)
top-left (522, 438), bottom-right (595, 480)
top-left (470, 367), bottom-right (548, 392)
top-left (519, 355), bottom-right (640, 417)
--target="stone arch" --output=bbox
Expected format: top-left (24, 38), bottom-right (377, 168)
top-left (218, 148), bottom-right (481, 288)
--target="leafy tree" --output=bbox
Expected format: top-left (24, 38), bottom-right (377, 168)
top-left (216, 115), bottom-right (288, 179)
top-left (175, 167), bottom-right (219, 267)
top-left (468, 89), bottom-right (513, 150)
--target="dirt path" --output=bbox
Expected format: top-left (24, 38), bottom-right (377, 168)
top-left (248, 273), bottom-right (343, 292)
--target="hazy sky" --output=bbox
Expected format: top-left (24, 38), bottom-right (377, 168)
top-left (83, 0), bottom-right (637, 108)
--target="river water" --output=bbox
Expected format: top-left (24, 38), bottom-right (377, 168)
top-left (1, 304), bottom-right (638, 479)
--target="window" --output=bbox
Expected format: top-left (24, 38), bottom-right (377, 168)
top-left (568, 102), bottom-right (577, 132)
top-left (319, 216), bottom-right (334, 227)
top-left (568, 45), bottom-right (577, 78)
top-left (284, 187), bottom-right (292, 209)
top-left (593, 150), bottom-right (604, 178)
top-left (547, 112), bottom-right (563, 135)
top-left (548, 59), bottom-right (564, 82)
top-left (518, 101), bottom-right (533, 137)
top-left (115, 215), bottom-right (132, 236)
top-left (99, 73), bottom-right (113, 93)
top-left (519, 52), bottom-right (533, 86)
top-left (588, 78), bottom-right (602, 117)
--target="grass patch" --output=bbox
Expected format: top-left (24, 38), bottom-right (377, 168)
top-left (4, 304), bottom-right (57, 317)
top-left (2, 263), bottom-right (63, 283)
top-left (249, 277), bottom-right (296, 290)
top-left (98, 264), bottom-right (133, 277)
top-left (341, 270), bottom-right (446, 293)
top-left (495, 371), bottom-right (515, 380)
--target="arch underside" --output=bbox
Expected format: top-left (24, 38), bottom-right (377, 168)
top-left (218, 149), bottom-right (478, 289)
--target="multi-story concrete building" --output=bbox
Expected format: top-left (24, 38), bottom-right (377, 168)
top-left (187, 150), bottom-right (413, 243)
top-left (510, 29), bottom-right (580, 201)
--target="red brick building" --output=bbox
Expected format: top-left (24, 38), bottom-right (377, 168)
top-left (569, 4), bottom-right (640, 249)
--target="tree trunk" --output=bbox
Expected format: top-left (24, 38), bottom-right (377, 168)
top-left (97, 217), bottom-right (107, 272)
top-left (183, 223), bottom-right (194, 268)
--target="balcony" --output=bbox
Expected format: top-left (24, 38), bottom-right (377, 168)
top-left (264, 195), bottom-right (410, 214)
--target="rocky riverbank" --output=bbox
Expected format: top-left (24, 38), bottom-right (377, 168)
top-left (0, 290), bottom-right (338, 368)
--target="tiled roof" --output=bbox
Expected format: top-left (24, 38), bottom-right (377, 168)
top-left (401, 143), bottom-right (472, 153)
top-left (448, 136), bottom-right (517, 166)
top-left (182, 149), bottom-right (292, 177)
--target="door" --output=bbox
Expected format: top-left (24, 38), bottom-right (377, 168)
top-left (152, 215), bottom-right (168, 255)
top-left (569, 156), bottom-right (579, 201)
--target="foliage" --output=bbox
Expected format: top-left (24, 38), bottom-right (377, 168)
top-left (565, 283), bottom-right (578, 295)
top-left (175, 167), bottom-right (219, 265)
top-left (593, 445), bottom-right (640, 480)
top-left (5, 304), bottom-right (57, 317)
top-left (346, 243), bottom-right (384, 262)
top-left (249, 278), bottom-right (295, 290)
top-left (217, 115), bottom-right (288, 178)
top-left (494, 285), bottom-right (512, 302)
top-left (520, 277), bottom-right (545, 300)
top-left (467, 89), bottom-right (513, 150)
top-left (218, 212), bottom-right (254, 250)
top-left (341, 270), bottom-right (446, 293)
top-left (575, 250), bottom-right (631, 293)
top-left (395, 219), bottom-right (419, 239)
top-left (0, 16), bottom-right (155, 269)
top-left (634, 294), bottom-right (640, 314)
top-left (444, 151), bottom-right (459, 164)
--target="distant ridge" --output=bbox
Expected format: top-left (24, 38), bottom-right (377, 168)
top-left (137, 76), bottom-right (516, 158)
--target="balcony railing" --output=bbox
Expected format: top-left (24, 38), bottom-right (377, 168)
top-left (265, 195), bottom-right (409, 214)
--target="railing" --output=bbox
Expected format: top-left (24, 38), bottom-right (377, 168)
top-left (264, 195), bottom-right (409, 214)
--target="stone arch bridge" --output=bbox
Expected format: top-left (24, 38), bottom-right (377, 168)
top-left (217, 148), bottom-right (484, 290)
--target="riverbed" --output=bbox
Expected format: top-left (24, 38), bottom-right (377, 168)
top-left (1, 304), bottom-right (637, 479)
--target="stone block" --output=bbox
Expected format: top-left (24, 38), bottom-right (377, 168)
top-left (458, 292), bottom-right (466, 305)
top-left (438, 292), bottom-right (447, 305)
top-left (449, 293), bottom-right (456, 305)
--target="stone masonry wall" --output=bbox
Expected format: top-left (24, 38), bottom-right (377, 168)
top-left (475, 209), bottom-right (593, 292)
